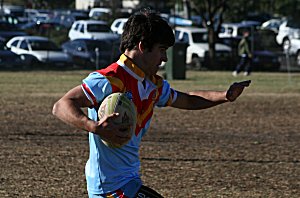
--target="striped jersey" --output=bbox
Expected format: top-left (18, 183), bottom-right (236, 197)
top-left (81, 54), bottom-right (177, 194)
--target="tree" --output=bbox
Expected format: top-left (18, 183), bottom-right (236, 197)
top-left (190, 0), bottom-right (228, 69)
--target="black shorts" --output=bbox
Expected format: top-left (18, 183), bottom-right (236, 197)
top-left (135, 185), bottom-right (164, 198)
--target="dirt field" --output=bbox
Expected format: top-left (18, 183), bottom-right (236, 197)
top-left (0, 71), bottom-right (299, 198)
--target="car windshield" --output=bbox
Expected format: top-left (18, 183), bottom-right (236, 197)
top-left (87, 24), bottom-right (110, 32)
top-left (287, 20), bottom-right (300, 28)
top-left (29, 40), bottom-right (60, 51)
top-left (192, 32), bottom-right (208, 43)
top-left (86, 40), bottom-right (112, 51)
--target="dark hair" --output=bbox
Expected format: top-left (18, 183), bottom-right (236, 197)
top-left (120, 10), bottom-right (175, 53)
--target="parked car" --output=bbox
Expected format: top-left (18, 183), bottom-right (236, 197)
top-left (276, 19), bottom-right (300, 48)
top-left (0, 37), bottom-right (27, 69)
top-left (219, 21), bottom-right (259, 39)
top-left (110, 18), bottom-right (128, 35)
top-left (61, 38), bottom-right (120, 69)
top-left (261, 18), bottom-right (285, 33)
top-left (88, 7), bottom-right (111, 21)
top-left (0, 20), bottom-right (27, 41)
top-left (160, 13), bottom-right (193, 27)
top-left (288, 38), bottom-right (300, 66)
top-left (68, 20), bottom-right (119, 40)
top-left (174, 26), bottom-right (232, 70)
top-left (51, 12), bottom-right (89, 28)
top-left (6, 36), bottom-right (72, 69)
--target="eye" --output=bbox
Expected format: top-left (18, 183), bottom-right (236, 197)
top-left (160, 47), bottom-right (167, 53)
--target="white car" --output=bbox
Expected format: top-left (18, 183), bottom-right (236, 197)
top-left (219, 22), bottom-right (259, 39)
top-left (261, 18), bottom-right (284, 33)
top-left (276, 19), bottom-right (300, 48)
top-left (288, 38), bottom-right (300, 66)
top-left (110, 18), bottom-right (128, 35)
top-left (89, 7), bottom-right (111, 20)
top-left (175, 26), bottom-right (232, 69)
top-left (6, 36), bottom-right (72, 68)
top-left (68, 20), bottom-right (119, 40)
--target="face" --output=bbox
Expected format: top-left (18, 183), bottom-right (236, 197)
top-left (142, 43), bottom-right (168, 77)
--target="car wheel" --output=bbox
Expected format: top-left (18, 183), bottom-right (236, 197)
top-left (20, 55), bottom-right (38, 70)
top-left (191, 56), bottom-right (202, 70)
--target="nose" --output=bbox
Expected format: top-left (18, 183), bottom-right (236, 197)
top-left (161, 52), bottom-right (168, 62)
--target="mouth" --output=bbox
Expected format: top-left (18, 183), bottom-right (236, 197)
top-left (159, 61), bottom-right (166, 68)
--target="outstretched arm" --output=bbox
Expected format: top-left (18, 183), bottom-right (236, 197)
top-left (171, 80), bottom-right (251, 110)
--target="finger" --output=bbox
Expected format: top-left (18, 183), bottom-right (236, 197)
top-left (237, 80), bottom-right (251, 87)
top-left (106, 112), bottom-right (120, 119)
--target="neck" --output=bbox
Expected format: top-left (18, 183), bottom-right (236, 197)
top-left (124, 49), bottom-right (149, 78)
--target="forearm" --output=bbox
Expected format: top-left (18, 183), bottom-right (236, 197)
top-left (189, 90), bottom-right (228, 103)
top-left (52, 98), bottom-right (96, 132)
top-left (171, 80), bottom-right (250, 110)
top-left (171, 90), bottom-right (228, 110)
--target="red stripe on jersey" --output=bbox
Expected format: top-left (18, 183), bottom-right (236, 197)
top-left (116, 189), bottom-right (128, 198)
top-left (82, 83), bottom-right (98, 107)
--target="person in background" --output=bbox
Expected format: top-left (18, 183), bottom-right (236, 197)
top-left (232, 30), bottom-right (253, 76)
top-left (52, 10), bottom-right (251, 198)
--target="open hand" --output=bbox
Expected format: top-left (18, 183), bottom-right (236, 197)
top-left (226, 80), bottom-right (251, 102)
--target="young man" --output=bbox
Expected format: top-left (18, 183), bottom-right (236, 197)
top-left (232, 30), bottom-right (253, 76)
top-left (52, 11), bottom-right (251, 198)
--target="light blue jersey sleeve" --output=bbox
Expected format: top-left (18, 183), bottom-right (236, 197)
top-left (156, 79), bottom-right (177, 107)
top-left (82, 72), bottom-right (113, 108)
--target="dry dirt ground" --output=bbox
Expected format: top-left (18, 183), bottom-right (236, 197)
top-left (1, 88), bottom-right (300, 197)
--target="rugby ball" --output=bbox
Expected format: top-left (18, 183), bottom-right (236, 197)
top-left (98, 92), bottom-right (136, 148)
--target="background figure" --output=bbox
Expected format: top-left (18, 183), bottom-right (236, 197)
top-left (233, 30), bottom-right (252, 76)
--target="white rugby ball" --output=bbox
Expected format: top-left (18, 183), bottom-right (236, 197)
top-left (98, 92), bottom-right (136, 148)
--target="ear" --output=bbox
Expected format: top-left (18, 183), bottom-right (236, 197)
top-left (138, 41), bottom-right (145, 53)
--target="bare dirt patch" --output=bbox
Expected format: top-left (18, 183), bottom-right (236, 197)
top-left (0, 91), bottom-right (299, 197)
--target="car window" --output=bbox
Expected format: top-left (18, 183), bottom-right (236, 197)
top-left (114, 21), bottom-right (121, 28)
top-left (87, 24), bottom-right (110, 32)
top-left (192, 32), bottom-right (208, 43)
top-left (74, 23), bottom-right (80, 31)
top-left (287, 20), bottom-right (300, 28)
top-left (182, 32), bottom-right (189, 43)
top-left (10, 40), bottom-right (19, 47)
top-left (174, 30), bottom-right (181, 41)
top-left (20, 41), bottom-right (29, 50)
top-left (29, 40), bottom-right (60, 51)
top-left (79, 24), bottom-right (84, 33)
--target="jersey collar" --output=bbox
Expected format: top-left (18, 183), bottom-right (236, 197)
top-left (118, 54), bottom-right (145, 81)
top-left (117, 54), bottom-right (162, 86)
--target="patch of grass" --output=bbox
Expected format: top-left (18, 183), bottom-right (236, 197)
top-left (165, 71), bottom-right (300, 94)
top-left (1, 70), bottom-right (299, 97)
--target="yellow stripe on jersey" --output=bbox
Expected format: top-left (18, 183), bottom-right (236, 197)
top-left (137, 100), bottom-right (155, 127)
top-left (105, 76), bottom-right (125, 91)
top-left (119, 54), bottom-right (145, 79)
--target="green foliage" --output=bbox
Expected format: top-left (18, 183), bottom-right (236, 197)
top-left (2, 0), bottom-right (74, 9)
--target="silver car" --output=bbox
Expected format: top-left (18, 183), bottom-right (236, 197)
top-left (6, 36), bottom-right (72, 69)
